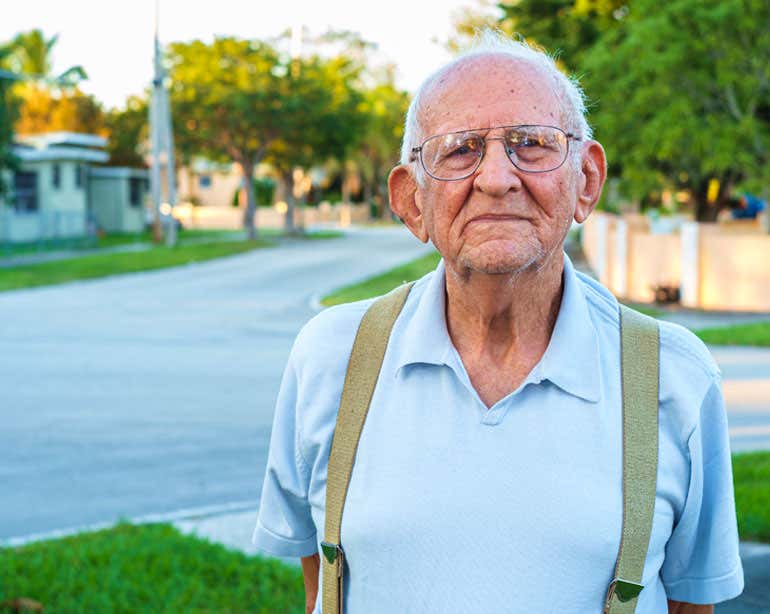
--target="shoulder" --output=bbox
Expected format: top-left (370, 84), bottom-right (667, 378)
top-left (575, 270), bottom-right (720, 437)
top-left (576, 269), bottom-right (719, 379)
top-left (290, 298), bottom-right (377, 379)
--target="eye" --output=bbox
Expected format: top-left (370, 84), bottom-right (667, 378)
top-left (445, 137), bottom-right (480, 157)
top-left (519, 136), bottom-right (542, 147)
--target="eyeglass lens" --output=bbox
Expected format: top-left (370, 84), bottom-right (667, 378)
top-left (421, 126), bottom-right (569, 179)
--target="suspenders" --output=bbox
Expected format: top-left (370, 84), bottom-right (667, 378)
top-left (321, 283), bottom-right (660, 614)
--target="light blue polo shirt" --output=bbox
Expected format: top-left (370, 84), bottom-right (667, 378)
top-left (253, 253), bottom-right (744, 613)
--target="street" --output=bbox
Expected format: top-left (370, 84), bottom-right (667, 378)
top-left (0, 227), bottom-right (432, 540)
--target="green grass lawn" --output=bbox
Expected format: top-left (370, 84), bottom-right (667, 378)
top-left (733, 451), bottom-right (770, 542)
top-left (0, 229), bottom-right (342, 293)
top-left (1, 453), bottom-right (767, 611)
top-left (0, 240), bottom-right (273, 292)
top-left (694, 322), bottom-right (770, 347)
top-left (0, 523), bottom-right (304, 614)
top-left (321, 251), bottom-right (441, 306)
top-left (0, 227), bottom-right (341, 256)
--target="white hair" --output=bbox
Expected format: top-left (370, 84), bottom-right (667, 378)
top-left (400, 30), bottom-right (593, 177)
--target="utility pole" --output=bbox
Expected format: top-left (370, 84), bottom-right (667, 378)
top-left (149, 0), bottom-right (177, 246)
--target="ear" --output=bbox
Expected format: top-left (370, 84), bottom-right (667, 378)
top-left (388, 165), bottom-right (429, 243)
top-left (574, 141), bottom-right (607, 224)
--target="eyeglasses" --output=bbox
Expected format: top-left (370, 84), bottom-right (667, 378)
top-left (409, 124), bottom-right (581, 181)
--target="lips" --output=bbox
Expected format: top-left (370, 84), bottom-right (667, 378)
top-left (466, 214), bottom-right (527, 226)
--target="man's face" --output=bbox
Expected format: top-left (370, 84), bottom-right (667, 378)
top-left (412, 56), bottom-right (590, 277)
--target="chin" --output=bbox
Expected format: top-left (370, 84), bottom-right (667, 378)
top-left (458, 246), bottom-right (545, 276)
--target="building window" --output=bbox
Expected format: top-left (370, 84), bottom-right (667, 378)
top-left (13, 171), bottom-right (38, 212)
top-left (129, 177), bottom-right (147, 208)
top-left (198, 174), bottom-right (212, 188)
top-left (52, 163), bottom-right (61, 189)
top-left (75, 164), bottom-right (85, 189)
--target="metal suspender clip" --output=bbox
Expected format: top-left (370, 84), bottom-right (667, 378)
top-left (321, 541), bottom-right (344, 568)
top-left (606, 577), bottom-right (644, 603)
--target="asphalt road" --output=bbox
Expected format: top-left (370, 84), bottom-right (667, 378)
top-left (0, 227), bottom-right (433, 540)
top-left (2, 227), bottom-right (769, 545)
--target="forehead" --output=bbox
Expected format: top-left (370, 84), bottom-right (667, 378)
top-left (420, 55), bottom-right (565, 137)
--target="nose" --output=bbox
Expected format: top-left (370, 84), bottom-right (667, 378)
top-left (473, 138), bottom-right (522, 196)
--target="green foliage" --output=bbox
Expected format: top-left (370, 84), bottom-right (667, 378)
top-left (168, 36), bottom-right (367, 234)
top-left (451, 1), bottom-right (770, 220)
top-left (497, 0), bottom-right (627, 68)
top-left (580, 0), bottom-right (770, 220)
top-left (253, 176), bottom-right (276, 206)
top-left (695, 321), bottom-right (770, 347)
top-left (232, 177), bottom-right (277, 208)
top-left (0, 44), bottom-right (20, 198)
top-left (265, 52), bottom-right (366, 176)
top-left (353, 70), bottom-right (411, 216)
top-left (0, 523), bottom-right (304, 613)
top-left (105, 96), bottom-right (148, 167)
top-left (168, 37), bottom-right (283, 168)
top-left (732, 452), bottom-right (770, 542)
top-left (4, 29), bottom-right (58, 76)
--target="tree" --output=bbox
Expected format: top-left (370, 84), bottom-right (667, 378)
top-left (169, 37), bottom-right (285, 240)
top-left (104, 96), bottom-right (148, 167)
top-left (169, 36), bottom-right (367, 237)
top-left (264, 52), bottom-right (366, 233)
top-left (448, 0), bottom-right (627, 70)
top-left (353, 68), bottom-right (410, 218)
top-left (0, 44), bottom-right (20, 199)
top-left (14, 85), bottom-right (105, 135)
top-left (5, 29), bottom-right (86, 85)
top-left (581, 0), bottom-right (770, 221)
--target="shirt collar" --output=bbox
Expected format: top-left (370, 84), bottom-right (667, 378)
top-left (393, 252), bottom-right (602, 404)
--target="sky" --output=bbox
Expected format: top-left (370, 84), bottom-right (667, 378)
top-left (1, 0), bottom-right (488, 109)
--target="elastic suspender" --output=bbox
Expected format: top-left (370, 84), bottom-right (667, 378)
top-left (604, 305), bottom-right (660, 614)
top-left (321, 294), bottom-right (660, 614)
top-left (321, 283), bottom-right (413, 614)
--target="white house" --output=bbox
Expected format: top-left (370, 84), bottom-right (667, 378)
top-left (0, 132), bottom-right (150, 242)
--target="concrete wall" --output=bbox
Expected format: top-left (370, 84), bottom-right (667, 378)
top-left (88, 168), bottom-right (148, 234)
top-left (34, 160), bottom-right (88, 213)
top-left (699, 231), bottom-right (770, 311)
top-left (581, 211), bottom-right (770, 311)
top-left (0, 209), bottom-right (87, 242)
top-left (626, 231), bottom-right (681, 303)
top-left (0, 160), bottom-right (88, 242)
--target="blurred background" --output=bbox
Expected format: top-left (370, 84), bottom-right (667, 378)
top-left (1, 1), bottom-right (769, 612)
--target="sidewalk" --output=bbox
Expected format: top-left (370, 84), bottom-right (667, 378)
top-left (174, 508), bottom-right (770, 612)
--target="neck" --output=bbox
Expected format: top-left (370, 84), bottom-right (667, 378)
top-left (444, 250), bottom-right (565, 367)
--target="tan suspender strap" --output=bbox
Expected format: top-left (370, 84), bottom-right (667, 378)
top-left (604, 305), bottom-right (660, 614)
top-left (321, 282), bottom-right (414, 614)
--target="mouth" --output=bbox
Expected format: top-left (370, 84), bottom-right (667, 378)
top-left (465, 214), bottom-right (528, 228)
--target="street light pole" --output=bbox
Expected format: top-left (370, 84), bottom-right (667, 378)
top-left (149, 0), bottom-right (177, 247)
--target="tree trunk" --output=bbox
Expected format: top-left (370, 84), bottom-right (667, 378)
top-left (238, 159), bottom-right (258, 240)
top-left (693, 178), bottom-right (718, 223)
top-left (282, 170), bottom-right (297, 235)
top-left (363, 182), bottom-right (374, 219)
top-left (377, 178), bottom-right (390, 220)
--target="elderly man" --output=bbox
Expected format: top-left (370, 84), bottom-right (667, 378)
top-left (253, 33), bottom-right (743, 613)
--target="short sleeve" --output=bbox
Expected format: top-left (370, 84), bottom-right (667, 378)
top-left (660, 376), bottom-right (744, 604)
top-left (252, 350), bottom-right (318, 557)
